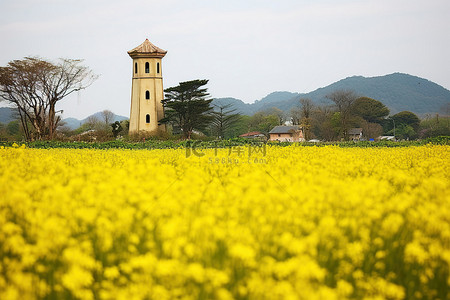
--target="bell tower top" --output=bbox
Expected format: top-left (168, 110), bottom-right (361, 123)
top-left (127, 39), bottom-right (167, 59)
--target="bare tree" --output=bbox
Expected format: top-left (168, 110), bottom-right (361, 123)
top-left (85, 115), bottom-right (101, 131)
top-left (312, 105), bottom-right (338, 141)
top-left (0, 57), bottom-right (97, 140)
top-left (361, 120), bottom-right (383, 140)
top-left (300, 98), bottom-right (314, 140)
top-left (101, 110), bottom-right (115, 126)
top-left (326, 90), bottom-right (358, 140)
top-left (289, 106), bottom-right (302, 125)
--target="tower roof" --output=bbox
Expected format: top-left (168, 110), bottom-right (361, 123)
top-left (128, 39), bottom-right (167, 58)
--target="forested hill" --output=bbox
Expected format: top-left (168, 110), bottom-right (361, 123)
top-left (0, 107), bottom-right (18, 124)
top-left (213, 73), bottom-right (450, 116)
top-left (2, 73), bottom-right (449, 125)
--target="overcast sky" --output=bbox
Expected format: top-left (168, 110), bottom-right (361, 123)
top-left (1, 0), bottom-right (449, 119)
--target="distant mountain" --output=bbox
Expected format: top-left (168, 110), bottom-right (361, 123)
top-left (0, 107), bottom-right (17, 124)
top-left (305, 73), bottom-right (449, 114)
top-left (62, 118), bottom-right (83, 130)
top-left (211, 98), bottom-right (253, 115)
top-left (0, 107), bottom-right (128, 129)
top-left (2, 73), bottom-right (449, 127)
top-left (83, 111), bottom-right (128, 123)
top-left (212, 92), bottom-right (300, 115)
top-left (212, 73), bottom-right (450, 116)
top-left (62, 112), bottom-right (128, 130)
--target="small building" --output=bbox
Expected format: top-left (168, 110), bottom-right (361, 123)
top-left (348, 128), bottom-right (363, 141)
top-left (269, 125), bottom-right (304, 142)
top-left (239, 131), bottom-right (266, 140)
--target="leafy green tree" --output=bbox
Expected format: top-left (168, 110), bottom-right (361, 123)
top-left (393, 124), bottom-right (417, 140)
top-left (111, 121), bottom-right (123, 138)
top-left (419, 114), bottom-right (450, 138)
top-left (392, 111), bottom-right (420, 131)
top-left (160, 79), bottom-right (213, 139)
top-left (383, 111), bottom-right (420, 139)
top-left (383, 111), bottom-right (421, 139)
top-left (120, 120), bottom-right (130, 136)
top-left (0, 120), bottom-right (24, 141)
top-left (230, 115), bottom-right (251, 137)
top-left (330, 112), bottom-right (342, 138)
top-left (352, 97), bottom-right (389, 124)
top-left (248, 111), bottom-right (279, 137)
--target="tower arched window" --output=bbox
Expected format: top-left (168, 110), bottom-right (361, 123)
top-left (145, 62), bottom-right (149, 73)
top-left (146, 114), bottom-right (150, 123)
top-left (157, 62), bottom-right (160, 74)
top-left (145, 90), bottom-right (150, 100)
top-left (134, 62), bottom-right (138, 74)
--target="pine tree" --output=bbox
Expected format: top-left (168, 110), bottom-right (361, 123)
top-left (160, 79), bottom-right (213, 139)
top-left (210, 103), bottom-right (241, 139)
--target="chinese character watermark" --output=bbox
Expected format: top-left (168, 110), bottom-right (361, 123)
top-left (185, 141), bottom-right (267, 164)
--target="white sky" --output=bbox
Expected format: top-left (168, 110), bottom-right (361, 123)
top-left (1, 0), bottom-right (449, 119)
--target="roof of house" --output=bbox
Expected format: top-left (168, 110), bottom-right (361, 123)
top-left (128, 39), bottom-right (167, 58)
top-left (239, 131), bottom-right (264, 137)
top-left (348, 128), bottom-right (363, 135)
top-left (269, 125), bottom-right (302, 134)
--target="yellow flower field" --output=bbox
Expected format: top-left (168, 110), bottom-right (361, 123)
top-left (0, 145), bottom-right (449, 300)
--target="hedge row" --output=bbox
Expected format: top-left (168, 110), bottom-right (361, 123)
top-left (1, 136), bottom-right (448, 150)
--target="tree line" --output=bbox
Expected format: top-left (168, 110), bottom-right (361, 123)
top-left (1, 57), bottom-right (448, 141)
top-left (159, 79), bottom-right (448, 141)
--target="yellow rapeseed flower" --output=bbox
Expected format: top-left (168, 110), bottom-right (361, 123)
top-left (0, 145), bottom-right (448, 299)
